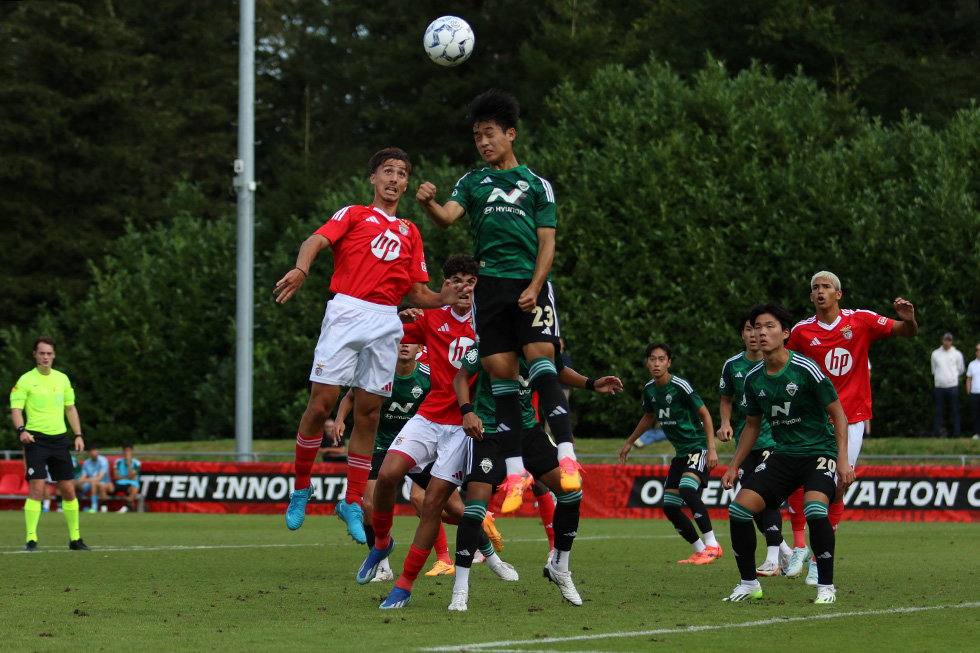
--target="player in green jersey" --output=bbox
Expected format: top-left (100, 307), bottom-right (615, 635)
top-left (721, 303), bottom-right (855, 604)
top-left (416, 90), bottom-right (582, 512)
top-left (718, 307), bottom-right (793, 576)
top-left (619, 343), bottom-right (721, 564)
top-left (448, 344), bottom-right (623, 610)
top-left (9, 336), bottom-right (90, 551)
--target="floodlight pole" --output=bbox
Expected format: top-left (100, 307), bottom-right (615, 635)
top-left (234, 0), bottom-right (255, 463)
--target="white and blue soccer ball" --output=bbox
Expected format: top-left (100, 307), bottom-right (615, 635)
top-left (423, 16), bottom-right (475, 67)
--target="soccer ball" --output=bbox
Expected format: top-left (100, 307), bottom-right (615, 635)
top-left (423, 16), bottom-right (475, 67)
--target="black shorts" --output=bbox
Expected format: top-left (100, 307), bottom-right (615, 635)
top-left (368, 450), bottom-right (388, 481)
top-left (740, 453), bottom-right (839, 509)
top-left (737, 447), bottom-right (774, 481)
top-left (115, 483), bottom-right (139, 495)
top-left (665, 451), bottom-right (709, 490)
top-left (23, 433), bottom-right (75, 482)
top-left (466, 423), bottom-right (559, 488)
top-left (473, 275), bottom-right (561, 357)
top-left (407, 462), bottom-right (434, 490)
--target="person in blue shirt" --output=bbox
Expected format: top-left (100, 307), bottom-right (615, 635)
top-left (111, 443), bottom-right (141, 512)
top-left (76, 444), bottom-right (111, 512)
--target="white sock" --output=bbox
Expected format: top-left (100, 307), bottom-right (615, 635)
top-left (766, 545), bottom-right (779, 565)
top-left (380, 557), bottom-right (391, 572)
top-left (743, 578), bottom-right (762, 588)
top-left (702, 530), bottom-right (719, 547)
top-left (693, 539), bottom-right (706, 553)
top-left (779, 541), bottom-right (793, 557)
top-left (556, 442), bottom-right (576, 461)
top-left (486, 552), bottom-right (502, 566)
top-left (504, 457), bottom-right (524, 476)
top-left (553, 549), bottom-right (570, 572)
top-left (453, 567), bottom-right (470, 591)
top-left (42, 499), bottom-right (50, 510)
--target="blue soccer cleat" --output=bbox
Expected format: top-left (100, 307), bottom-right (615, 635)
top-left (335, 500), bottom-right (367, 544)
top-left (285, 488), bottom-right (311, 531)
top-left (380, 586), bottom-right (412, 610)
top-left (357, 538), bottom-right (395, 585)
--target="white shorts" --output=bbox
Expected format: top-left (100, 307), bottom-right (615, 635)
top-left (388, 414), bottom-right (472, 487)
top-left (847, 422), bottom-right (865, 468)
top-left (309, 294), bottom-right (402, 396)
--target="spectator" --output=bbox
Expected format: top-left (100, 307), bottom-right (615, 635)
top-left (112, 443), bottom-right (142, 512)
top-left (967, 342), bottom-right (980, 439)
top-left (318, 418), bottom-right (347, 462)
top-left (76, 443), bottom-right (111, 512)
top-left (931, 333), bottom-right (965, 437)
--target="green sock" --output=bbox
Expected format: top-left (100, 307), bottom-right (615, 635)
top-left (25, 498), bottom-right (42, 542)
top-left (62, 498), bottom-right (81, 541)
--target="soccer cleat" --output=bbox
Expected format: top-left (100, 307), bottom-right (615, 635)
top-left (488, 559), bottom-right (519, 581)
top-left (756, 560), bottom-right (781, 577)
top-left (25, 540), bottom-right (38, 552)
top-left (371, 567), bottom-right (394, 583)
top-left (723, 583), bottom-right (763, 602)
top-left (779, 548), bottom-right (793, 575)
top-left (473, 550), bottom-right (486, 564)
top-left (805, 559), bottom-right (819, 586)
top-left (335, 500), bottom-right (367, 544)
top-left (784, 546), bottom-right (810, 578)
top-left (357, 538), bottom-right (396, 585)
top-left (483, 512), bottom-right (504, 552)
top-left (69, 539), bottom-right (91, 551)
top-left (543, 560), bottom-right (583, 606)
top-left (693, 549), bottom-right (720, 565)
top-left (500, 471), bottom-right (532, 514)
top-left (379, 586), bottom-right (412, 610)
top-left (678, 550), bottom-right (715, 564)
top-left (558, 457), bottom-right (584, 492)
top-left (815, 585), bottom-right (837, 604)
top-left (448, 588), bottom-right (469, 612)
top-left (285, 488), bottom-right (311, 531)
top-left (704, 544), bottom-right (724, 559)
top-left (424, 560), bottom-right (456, 577)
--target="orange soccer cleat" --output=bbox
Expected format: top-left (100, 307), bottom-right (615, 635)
top-left (500, 471), bottom-right (532, 514)
top-left (558, 457), bottom-right (584, 492)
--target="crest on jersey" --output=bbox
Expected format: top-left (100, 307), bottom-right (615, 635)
top-left (786, 382), bottom-right (798, 397)
top-left (480, 458), bottom-right (493, 474)
top-left (665, 394), bottom-right (673, 404)
top-left (841, 325), bottom-right (853, 340)
top-left (370, 230), bottom-right (402, 261)
top-left (411, 385), bottom-right (423, 399)
top-left (398, 222), bottom-right (410, 236)
top-left (517, 180), bottom-right (530, 191)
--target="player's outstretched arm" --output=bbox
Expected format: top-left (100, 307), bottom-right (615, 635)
top-left (416, 182), bottom-right (465, 228)
top-left (619, 413), bottom-right (655, 463)
top-left (408, 278), bottom-right (461, 309)
top-left (556, 366), bottom-right (624, 395)
top-left (825, 399), bottom-right (855, 495)
top-left (274, 234), bottom-right (330, 304)
top-left (517, 227), bottom-right (555, 313)
top-left (722, 416), bottom-right (761, 489)
top-left (698, 405), bottom-right (718, 470)
top-left (891, 297), bottom-right (919, 338)
top-left (717, 395), bottom-right (734, 442)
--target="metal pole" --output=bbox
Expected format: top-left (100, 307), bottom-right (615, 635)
top-left (234, 0), bottom-right (255, 463)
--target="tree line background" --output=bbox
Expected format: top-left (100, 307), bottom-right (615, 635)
top-left (2, 0), bottom-right (979, 448)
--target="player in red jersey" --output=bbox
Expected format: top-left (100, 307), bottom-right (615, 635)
top-left (273, 148), bottom-right (457, 543)
top-left (782, 270), bottom-right (917, 581)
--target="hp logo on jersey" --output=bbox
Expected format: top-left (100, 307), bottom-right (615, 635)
top-left (448, 337), bottom-right (476, 369)
top-left (824, 348), bottom-right (853, 376)
top-left (370, 230), bottom-right (402, 261)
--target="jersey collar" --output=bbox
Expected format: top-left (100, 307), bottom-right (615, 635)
top-left (369, 205), bottom-right (399, 222)
top-left (816, 315), bottom-right (841, 331)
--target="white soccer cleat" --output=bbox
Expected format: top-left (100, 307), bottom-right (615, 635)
top-left (543, 560), bottom-right (582, 606)
top-left (723, 582), bottom-right (763, 602)
top-left (784, 546), bottom-right (810, 578)
top-left (488, 559), bottom-right (519, 582)
top-left (804, 559), bottom-right (819, 586)
top-left (756, 560), bottom-right (781, 577)
top-left (779, 548), bottom-right (793, 574)
top-left (815, 585), bottom-right (836, 604)
top-left (371, 566), bottom-right (394, 582)
top-left (448, 588), bottom-right (469, 611)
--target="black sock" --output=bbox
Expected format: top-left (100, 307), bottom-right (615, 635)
top-left (364, 524), bottom-right (375, 550)
top-left (762, 508), bottom-right (783, 547)
top-left (553, 494), bottom-right (581, 552)
top-left (730, 518), bottom-right (759, 582)
top-left (663, 504), bottom-right (700, 544)
top-left (491, 386), bottom-right (523, 459)
top-left (531, 373), bottom-right (573, 445)
top-left (454, 516), bottom-right (482, 569)
top-left (679, 485), bottom-right (713, 534)
top-left (807, 516), bottom-right (835, 585)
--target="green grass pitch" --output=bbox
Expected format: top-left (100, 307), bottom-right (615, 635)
top-left (1, 511), bottom-right (978, 651)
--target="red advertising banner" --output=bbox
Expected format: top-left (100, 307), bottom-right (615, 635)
top-left (2, 460), bottom-right (979, 521)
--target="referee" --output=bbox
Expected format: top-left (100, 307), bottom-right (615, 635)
top-left (10, 336), bottom-right (90, 551)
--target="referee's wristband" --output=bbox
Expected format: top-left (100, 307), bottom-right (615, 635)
top-left (460, 403), bottom-right (474, 416)
top-left (585, 378), bottom-right (596, 391)
top-left (74, 432), bottom-right (84, 439)
top-left (16, 426), bottom-right (26, 434)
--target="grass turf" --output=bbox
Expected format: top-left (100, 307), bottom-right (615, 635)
top-left (1, 511), bottom-right (977, 651)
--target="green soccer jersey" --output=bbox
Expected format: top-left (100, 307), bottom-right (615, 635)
top-left (462, 346), bottom-right (537, 434)
top-left (375, 362), bottom-right (431, 452)
top-left (450, 165), bottom-right (556, 279)
top-left (719, 352), bottom-right (775, 449)
top-left (9, 368), bottom-right (75, 435)
top-left (742, 352), bottom-right (839, 458)
top-left (642, 375), bottom-right (707, 455)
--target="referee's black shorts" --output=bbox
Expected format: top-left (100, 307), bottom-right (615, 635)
top-left (23, 432), bottom-right (74, 482)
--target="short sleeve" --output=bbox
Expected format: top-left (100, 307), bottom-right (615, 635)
top-left (462, 346), bottom-right (481, 375)
top-left (684, 386), bottom-right (705, 411)
top-left (312, 205), bottom-right (356, 244)
top-left (719, 362), bottom-right (734, 397)
top-left (406, 221), bottom-right (429, 284)
top-left (855, 310), bottom-right (893, 342)
top-left (742, 376), bottom-right (762, 416)
top-left (815, 375), bottom-right (840, 408)
top-left (642, 385), bottom-right (656, 414)
top-left (449, 173), bottom-right (472, 213)
top-left (533, 178), bottom-right (557, 229)
top-left (786, 326), bottom-right (803, 353)
top-left (9, 374), bottom-right (28, 410)
top-left (63, 375), bottom-right (75, 406)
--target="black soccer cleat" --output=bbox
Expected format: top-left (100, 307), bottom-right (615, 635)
top-left (25, 540), bottom-right (38, 552)
top-left (69, 539), bottom-right (91, 551)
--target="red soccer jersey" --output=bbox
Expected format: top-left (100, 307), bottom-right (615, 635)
top-left (401, 307), bottom-right (476, 425)
top-left (787, 308), bottom-right (894, 422)
top-left (313, 205), bottom-right (428, 306)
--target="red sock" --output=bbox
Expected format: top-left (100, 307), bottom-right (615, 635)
top-left (373, 509), bottom-right (394, 550)
top-left (294, 432), bottom-right (321, 490)
top-left (788, 487), bottom-right (807, 548)
top-left (345, 453), bottom-right (372, 504)
top-left (536, 493), bottom-right (556, 549)
top-left (394, 545), bottom-right (431, 592)
top-left (434, 523), bottom-right (452, 564)
top-left (828, 501), bottom-right (845, 531)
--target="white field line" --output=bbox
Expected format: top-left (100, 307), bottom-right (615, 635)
top-left (1, 542), bottom-right (325, 554)
top-left (419, 602), bottom-right (980, 652)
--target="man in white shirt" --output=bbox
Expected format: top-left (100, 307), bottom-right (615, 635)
top-left (931, 333), bottom-right (965, 437)
top-left (966, 342), bottom-right (980, 439)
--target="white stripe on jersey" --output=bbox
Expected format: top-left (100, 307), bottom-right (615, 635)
top-left (671, 376), bottom-right (695, 395)
top-left (418, 364), bottom-right (430, 375)
top-left (791, 355), bottom-right (826, 381)
top-left (454, 171), bottom-right (475, 187)
top-left (743, 362), bottom-right (766, 384)
top-left (724, 353), bottom-right (743, 365)
top-left (528, 169), bottom-right (555, 203)
top-left (645, 378), bottom-right (658, 388)
top-left (330, 205), bottom-right (352, 221)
